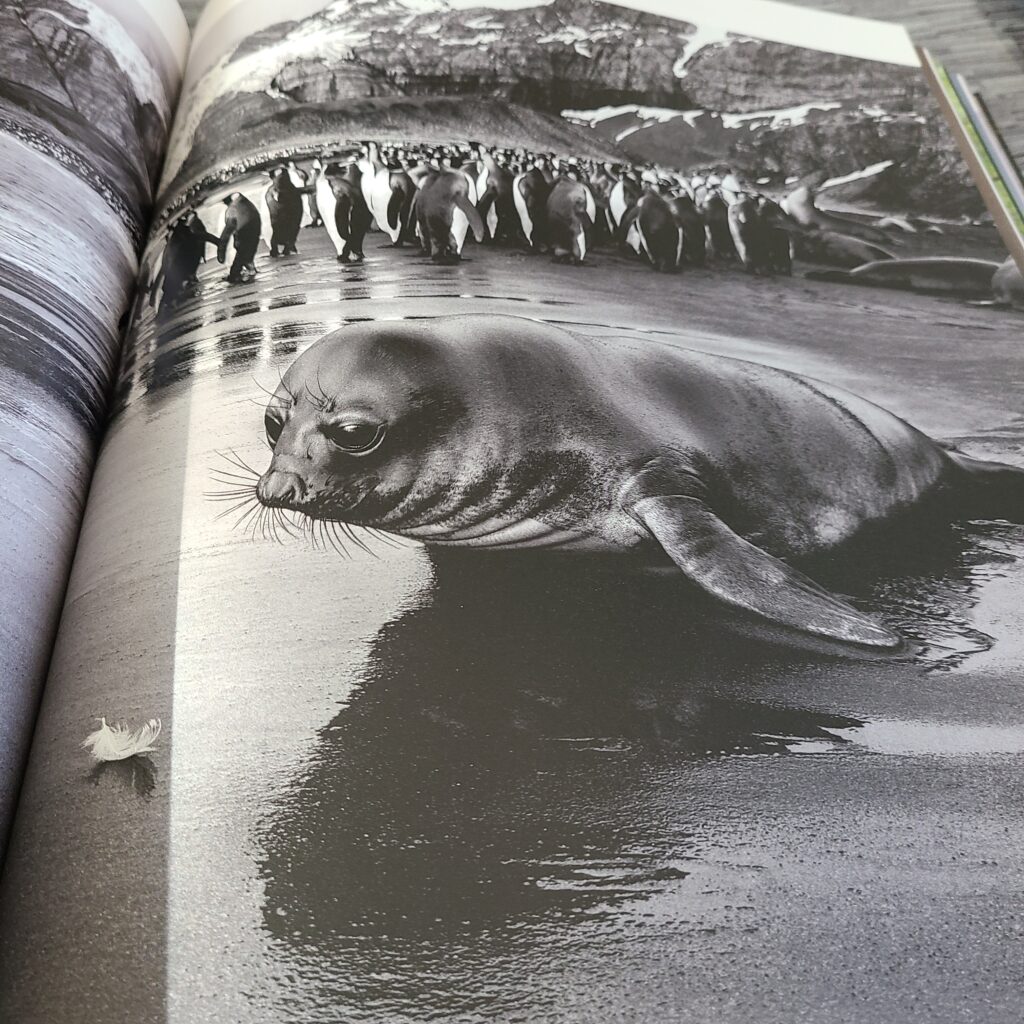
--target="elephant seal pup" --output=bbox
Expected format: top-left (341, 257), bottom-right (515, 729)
top-left (255, 315), bottom-right (1024, 651)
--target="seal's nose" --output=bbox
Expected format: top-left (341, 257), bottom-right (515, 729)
top-left (257, 470), bottom-right (306, 508)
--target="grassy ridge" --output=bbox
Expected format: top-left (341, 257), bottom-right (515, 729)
top-left (161, 95), bottom-right (626, 207)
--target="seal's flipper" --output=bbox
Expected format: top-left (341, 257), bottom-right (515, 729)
top-left (631, 495), bottom-right (901, 650)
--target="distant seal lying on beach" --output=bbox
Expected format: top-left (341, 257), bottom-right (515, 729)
top-left (254, 315), bottom-right (1024, 651)
top-left (807, 255), bottom-right (1024, 306)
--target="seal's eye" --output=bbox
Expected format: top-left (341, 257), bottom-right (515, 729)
top-left (323, 420), bottom-right (386, 455)
top-left (265, 409), bottom-right (284, 448)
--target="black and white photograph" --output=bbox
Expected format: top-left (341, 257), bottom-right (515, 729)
top-left (0, 0), bottom-right (1023, 1021)
top-left (0, 0), bottom-right (186, 848)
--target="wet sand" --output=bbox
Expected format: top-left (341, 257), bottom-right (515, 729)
top-left (2, 222), bottom-right (1023, 1022)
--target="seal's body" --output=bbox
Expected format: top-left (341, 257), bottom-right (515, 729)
top-left (991, 255), bottom-right (1024, 309)
top-left (255, 315), bottom-right (1024, 651)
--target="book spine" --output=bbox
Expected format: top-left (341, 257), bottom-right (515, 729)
top-left (917, 46), bottom-right (1024, 273)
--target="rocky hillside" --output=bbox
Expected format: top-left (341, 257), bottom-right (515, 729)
top-left (164, 0), bottom-right (983, 216)
top-left (1, 0), bottom-right (166, 185)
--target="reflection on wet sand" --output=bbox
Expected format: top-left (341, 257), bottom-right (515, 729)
top-left (250, 547), bottom-right (1024, 1021)
top-left (110, 215), bottom-right (1024, 1022)
top-left (260, 558), bottom-right (867, 933)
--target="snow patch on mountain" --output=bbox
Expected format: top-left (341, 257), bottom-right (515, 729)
top-left (562, 104), bottom-right (704, 130)
top-left (563, 100), bottom-right (843, 141)
top-left (720, 101), bottom-right (843, 130)
top-left (672, 24), bottom-right (737, 78)
top-left (820, 160), bottom-right (895, 189)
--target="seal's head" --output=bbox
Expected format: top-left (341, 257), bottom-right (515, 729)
top-left (255, 316), bottom-right (604, 535)
top-left (256, 320), bottom-right (474, 528)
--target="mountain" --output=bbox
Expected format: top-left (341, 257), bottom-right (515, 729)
top-left (162, 0), bottom-right (984, 216)
top-left (566, 100), bottom-right (981, 215)
top-left (1, 0), bottom-right (168, 185)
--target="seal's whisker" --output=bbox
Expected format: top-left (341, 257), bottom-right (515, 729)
top-left (273, 508), bottom-right (301, 539)
top-left (320, 518), bottom-right (351, 560)
top-left (224, 448), bottom-right (262, 477)
top-left (209, 471), bottom-right (258, 487)
top-left (338, 520), bottom-right (376, 558)
top-left (233, 499), bottom-right (264, 533)
top-left (218, 496), bottom-right (259, 522)
top-left (205, 489), bottom-right (257, 502)
top-left (204, 483), bottom-right (256, 497)
top-left (303, 382), bottom-right (328, 411)
top-left (251, 375), bottom-right (286, 402)
top-left (365, 527), bottom-right (407, 549)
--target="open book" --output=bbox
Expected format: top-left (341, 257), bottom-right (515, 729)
top-left (1, 0), bottom-right (1022, 1019)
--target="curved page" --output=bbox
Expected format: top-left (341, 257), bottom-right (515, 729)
top-left (0, 0), bottom-right (187, 849)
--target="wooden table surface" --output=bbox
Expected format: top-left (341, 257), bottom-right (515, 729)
top-left (175, 0), bottom-right (1023, 165)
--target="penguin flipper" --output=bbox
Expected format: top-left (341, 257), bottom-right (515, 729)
top-left (630, 494), bottom-right (901, 650)
top-left (616, 204), bottom-right (640, 245)
top-left (456, 195), bottom-right (486, 243)
top-left (216, 225), bottom-right (233, 264)
top-left (386, 188), bottom-right (404, 231)
top-left (477, 187), bottom-right (496, 217)
top-left (335, 195), bottom-right (353, 240)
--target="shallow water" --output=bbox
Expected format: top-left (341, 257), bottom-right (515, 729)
top-left (2, 221), bottom-right (1024, 1023)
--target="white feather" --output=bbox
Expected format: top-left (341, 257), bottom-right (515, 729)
top-left (82, 718), bottom-right (162, 762)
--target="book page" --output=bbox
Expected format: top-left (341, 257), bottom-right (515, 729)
top-left (1, 1), bottom-right (1022, 1021)
top-left (0, 0), bottom-right (188, 852)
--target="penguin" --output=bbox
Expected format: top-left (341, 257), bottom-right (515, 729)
top-left (474, 147), bottom-right (519, 244)
top-left (588, 162), bottom-right (619, 239)
top-left (412, 168), bottom-right (486, 263)
top-left (727, 193), bottom-right (765, 273)
top-left (757, 197), bottom-right (795, 275)
top-left (512, 160), bottom-right (553, 252)
top-left (544, 175), bottom-right (596, 265)
top-left (618, 191), bottom-right (683, 273)
top-left (217, 192), bottom-right (262, 283)
top-left (286, 161), bottom-right (318, 227)
top-left (666, 193), bottom-right (706, 267)
top-left (265, 166), bottom-right (303, 257)
top-left (359, 141), bottom-right (395, 235)
top-left (609, 173), bottom-right (643, 253)
top-left (148, 212), bottom-right (219, 312)
top-left (315, 160), bottom-right (373, 263)
top-left (377, 160), bottom-right (418, 246)
top-left (698, 187), bottom-right (737, 262)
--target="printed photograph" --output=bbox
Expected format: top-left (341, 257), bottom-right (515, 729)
top-left (2, 1), bottom-right (1023, 1021)
top-left (0, 0), bottom-right (184, 848)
